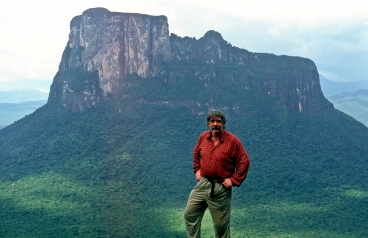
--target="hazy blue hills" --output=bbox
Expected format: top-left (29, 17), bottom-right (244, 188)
top-left (0, 100), bottom-right (47, 128)
top-left (0, 90), bottom-right (48, 103)
top-left (320, 75), bottom-right (368, 97)
top-left (0, 90), bottom-right (48, 128)
top-left (327, 89), bottom-right (368, 127)
top-left (319, 76), bottom-right (368, 127)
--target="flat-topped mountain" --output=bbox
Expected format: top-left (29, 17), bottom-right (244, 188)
top-left (1, 8), bottom-right (368, 237)
top-left (49, 8), bottom-right (331, 115)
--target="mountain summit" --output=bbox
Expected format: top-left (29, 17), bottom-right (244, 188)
top-left (49, 8), bottom-right (171, 111)
top-left (49, 7), bottom-right (331, 115)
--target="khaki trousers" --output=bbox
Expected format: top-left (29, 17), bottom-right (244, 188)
top-left (184, 177), bottom-right (233, 238)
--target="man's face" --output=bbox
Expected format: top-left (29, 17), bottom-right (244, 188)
top-left (208, 117), bottom-right (224, 137)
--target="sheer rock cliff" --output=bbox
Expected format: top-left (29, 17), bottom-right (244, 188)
top-left (48, 8), bottom-right (333, 114)
top-left (49, 8), bottom-right (171, 111)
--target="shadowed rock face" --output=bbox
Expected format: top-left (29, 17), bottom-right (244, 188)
top-left (48, 8), bottom-right (332, 114)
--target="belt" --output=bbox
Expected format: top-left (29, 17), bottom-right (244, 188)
top-left (207, 178), bottom-right (224, 200)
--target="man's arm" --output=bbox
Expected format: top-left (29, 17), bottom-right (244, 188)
top-left (230, 140), bottom-right (250, 186)
top-left (193, 135), bottom-right (203, 178)
top-left (195, 170), bottom-right (202, 181)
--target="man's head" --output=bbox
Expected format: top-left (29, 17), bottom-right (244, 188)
top-left (207, 110), bottom-right (226, 137)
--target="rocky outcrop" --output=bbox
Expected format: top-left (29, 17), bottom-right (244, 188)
top-left (48, 8), bottom-right (333, 114)
top-left (49, 8), bottom-right (171, 111)
top-left (170, 30), bottom-right (332, 114)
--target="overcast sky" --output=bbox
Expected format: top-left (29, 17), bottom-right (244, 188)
top-left (1, 0), bottom-right (367, 92)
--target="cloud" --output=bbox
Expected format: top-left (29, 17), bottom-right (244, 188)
top-left (266, 28), bottom-right (282, 38)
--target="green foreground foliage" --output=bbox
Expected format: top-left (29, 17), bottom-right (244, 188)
top-left (1, 64), bottom-right (368, 237)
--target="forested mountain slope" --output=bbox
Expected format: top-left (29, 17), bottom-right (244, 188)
top-left (0, 8), bottom-right (367, 237)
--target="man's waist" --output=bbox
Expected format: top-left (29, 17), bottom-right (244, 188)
top-left (199, 164), bottom-right (234, 179)
top-left (200, 169), bottom-right (232, 181)
top-left (202, 177), bottom-right (224, 184)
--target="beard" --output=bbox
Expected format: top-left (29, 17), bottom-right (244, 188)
top-left (211, 125), bottom-right (222, 136)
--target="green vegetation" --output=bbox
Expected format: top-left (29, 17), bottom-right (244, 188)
top-left (64, 69), bottom-right (100, 93)
top-left (1, 64), bottom-right (368, 237)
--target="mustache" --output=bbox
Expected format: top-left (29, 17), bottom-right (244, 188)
top-left (211, 125), bottom-right (221, 130)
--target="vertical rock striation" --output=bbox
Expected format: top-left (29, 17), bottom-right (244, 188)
top-left (49, 8), bottom-right (171, 111)
top-left (170, 30), bottom-right (332, 114)
top-left (48, 8), bottom-right (332, 114)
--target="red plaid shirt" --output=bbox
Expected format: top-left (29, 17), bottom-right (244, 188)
top-left (193, 130), bottom-right (250, 186)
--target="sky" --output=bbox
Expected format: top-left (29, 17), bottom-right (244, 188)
top-left (0, 0), bottom-right (367, 92)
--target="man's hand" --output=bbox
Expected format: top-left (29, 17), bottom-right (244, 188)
top-left (222, 178), bottom-right (233, 188)
top-left (195, 170), bottom-right (202, 181)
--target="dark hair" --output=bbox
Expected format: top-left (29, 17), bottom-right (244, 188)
top-left (207, 109), bottom-right (226, 125)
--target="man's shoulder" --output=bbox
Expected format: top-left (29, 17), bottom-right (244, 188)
top-left (223, 130), bottom-right (238, 138)
top-left (223, 130), bottom-right (241, 142)
top-left (199, 130), bottom-right (211, 139)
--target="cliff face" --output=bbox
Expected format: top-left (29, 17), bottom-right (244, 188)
top-left (170, 31), bottom-right (331, 114)
top-left (49, 8), bottom-right (171, 111)
top-left (48, 8), bottom-right (332, 114)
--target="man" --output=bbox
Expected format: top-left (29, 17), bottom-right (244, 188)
top-left (184, 110), bottom-right (250, 238)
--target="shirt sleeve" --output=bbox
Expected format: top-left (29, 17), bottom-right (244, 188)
top-left (230, 140), bottom-right (250, 186)
top-left (193, 134), bottom-right (203, 173)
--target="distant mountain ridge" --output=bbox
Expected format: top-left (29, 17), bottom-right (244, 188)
top-left (0, 90), bottom-right (48, 128)
top-left (0, 90), bottom-right (48, 103)
top-left (327, 89), bottom-right (368, 127)
top-left (319, 76), bottom-right (368, 127)
top-left (320, 75), bottom-right (368, 96)
top-left (0, 100), bottom-right (46, 128)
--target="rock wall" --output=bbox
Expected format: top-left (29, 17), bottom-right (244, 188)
top-left (170, 30), bottom-right (332, 114)
top-left (49, 8), bottom-right (171, 111)
top-left (49, 8), bottom-right (332, 114)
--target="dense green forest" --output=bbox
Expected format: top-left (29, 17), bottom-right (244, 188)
top-left (1, 62), bottom-right (368, 237)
